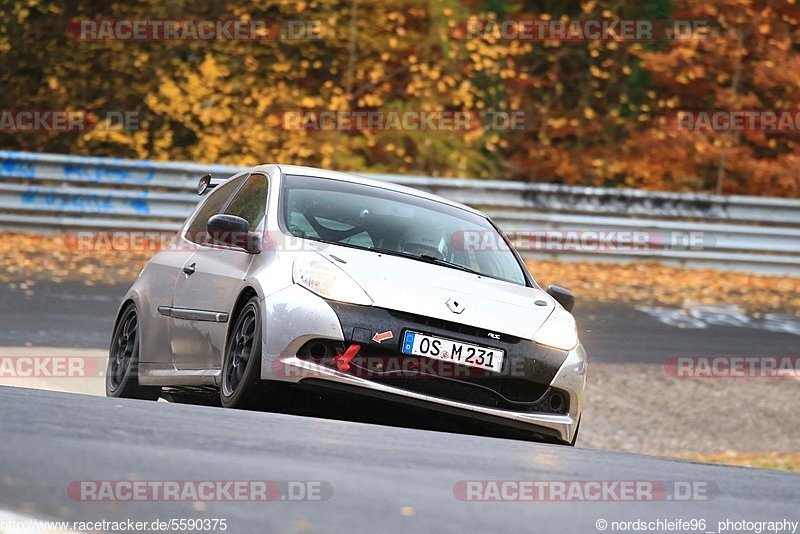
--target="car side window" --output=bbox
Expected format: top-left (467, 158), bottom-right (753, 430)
top-left (223, 173), bottom-right (269, 231)
top-left (288, 212), bottom-right (320, 239)
top-left (185, 175), bottom-right (245, 244)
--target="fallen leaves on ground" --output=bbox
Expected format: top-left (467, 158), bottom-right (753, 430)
top-left (676, 452), bottom-right (800, 473)
top-left (0, 232), bottom-right (152, 288)
top-left (528, 260), bottom-right (800, 316)
top-left (0, 233), bottom-right (798, 315)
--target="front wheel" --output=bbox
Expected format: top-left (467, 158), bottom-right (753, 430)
top-left (106, 303), bottom-right (161, 400)
top-left (220, 297), bottom-right (265, 409)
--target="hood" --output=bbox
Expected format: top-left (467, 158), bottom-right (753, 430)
top-left (313, 243), bottom-right (555, 340)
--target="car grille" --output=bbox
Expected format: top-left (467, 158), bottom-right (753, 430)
top-left (295, 339), bottom-right (568, 414)
top-left (387, 310), bottom-right (521, 344)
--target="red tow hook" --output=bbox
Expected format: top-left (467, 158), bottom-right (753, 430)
top-left (334, 343), bottom-right (361, 372)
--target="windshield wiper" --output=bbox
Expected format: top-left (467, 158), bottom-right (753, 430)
top-left (368, 247), bottom-right (482, 276)
top-left (417, 254), bottom-right (482, 276)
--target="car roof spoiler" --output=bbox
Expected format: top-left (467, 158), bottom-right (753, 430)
top-left (197, 174), bottom-right (226, 195)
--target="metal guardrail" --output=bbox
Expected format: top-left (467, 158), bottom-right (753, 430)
top-left (1, 150), bottom-right (799, 275)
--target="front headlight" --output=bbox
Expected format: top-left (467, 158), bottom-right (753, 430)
top-left (533, 305), bottom-right (578, 351)
top-left (293, 255), bottom-right (372, 306)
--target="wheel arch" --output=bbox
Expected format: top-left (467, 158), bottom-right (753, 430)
top-left (114, 298), bottom-right (137, 326)
top-left (225, 286), bottom-right (261, 346)
top-left (112, 288), bottom-right (150, 363)
top-left (113, 290), bottom-right (141, 337)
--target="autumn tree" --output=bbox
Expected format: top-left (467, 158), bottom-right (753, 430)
top-left (1, 0), bottom-right (799, 197)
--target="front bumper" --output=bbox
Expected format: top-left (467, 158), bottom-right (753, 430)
top-left (262, 285), bottom-right (586, 443)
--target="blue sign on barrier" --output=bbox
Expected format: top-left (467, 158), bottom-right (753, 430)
top-left (63, 162), bottom-right (155, 184)
top-left (0, 158), bottom-right (36, 179)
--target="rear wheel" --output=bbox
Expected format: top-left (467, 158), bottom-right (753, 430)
top-left (106, 303), bottom-right (161, 400)
top-left (220, 297), bottom-right (265, 409)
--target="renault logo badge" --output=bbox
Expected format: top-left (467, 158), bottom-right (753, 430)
top-left (446, 298), bottom-right (465, 314)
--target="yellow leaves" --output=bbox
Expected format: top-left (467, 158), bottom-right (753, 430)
top-left (244, 56), bottom-right (259, 71)
top-left (199, 55), bottom-right (228, 81)
top-left (368, 65), bottom-right (384, 85)
top-left (589, 65), bottom-right (606, 78)
top-left (358, 94), bottom-right (383, 106)
top-left (529, 259), bottom-right (800, 315)
top-left (387, 11), bottom-right (407, 25)
top-left (8, 0), bottom-right (794, 198)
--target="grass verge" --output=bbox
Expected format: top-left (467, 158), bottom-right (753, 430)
top-left (677, 452), bottom-right (800, 472)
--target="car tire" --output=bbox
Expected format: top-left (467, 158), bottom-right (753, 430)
top-left (220, 296), bottom-right (265, 409)
top-left (106, 303), bottom-right (161, 400)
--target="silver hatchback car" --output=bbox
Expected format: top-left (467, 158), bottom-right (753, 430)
top-left (106, 165), bottom-right (586, 445)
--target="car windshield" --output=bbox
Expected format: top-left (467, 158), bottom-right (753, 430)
top-left (281, 174), bottom-right (527, 285)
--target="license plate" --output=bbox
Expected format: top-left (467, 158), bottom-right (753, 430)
top-left (401, 331), bottom-right (505, 373)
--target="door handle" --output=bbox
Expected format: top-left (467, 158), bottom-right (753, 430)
top-left (183, 262), bottom-right (196, 276)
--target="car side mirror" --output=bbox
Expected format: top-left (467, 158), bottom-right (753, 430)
top-left (547, 284), bottom-right (575, 312)
top-left (207, 214), bottom-right (261, 254)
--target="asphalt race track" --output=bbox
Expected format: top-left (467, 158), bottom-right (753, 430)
top-left (1, 386), bottom-right (798, 533)
top-left (1, 281), bottom-right (798, 532)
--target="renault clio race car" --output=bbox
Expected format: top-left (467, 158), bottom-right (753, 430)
top-left (106, 165), bottom-right (586, 445)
